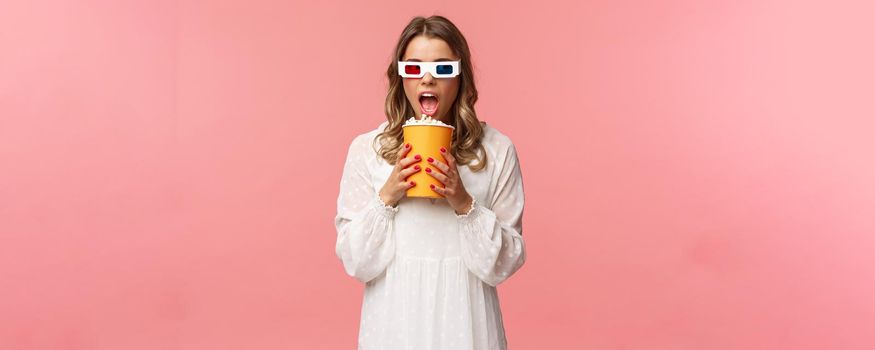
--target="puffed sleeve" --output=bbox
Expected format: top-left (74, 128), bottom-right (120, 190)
top-left (334, 134), bottom-right (399, 284)
top-left (456, 142), bottom-right (527, 287)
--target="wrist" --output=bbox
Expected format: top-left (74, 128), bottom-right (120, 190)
top-left (379, 192), bottom-right (397, 208)
top-left (454, 195), bottom-right (474, 215)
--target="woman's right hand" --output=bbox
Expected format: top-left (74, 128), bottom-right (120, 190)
top-left (378, 142), bottom-right (422, 207)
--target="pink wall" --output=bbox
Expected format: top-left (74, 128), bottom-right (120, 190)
top-left (2, 0), bottom-right (874, 349)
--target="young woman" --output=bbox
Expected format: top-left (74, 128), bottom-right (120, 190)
top-left (334, 15), bottom-right (527, 349)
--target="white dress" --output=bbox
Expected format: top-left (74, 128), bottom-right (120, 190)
top-left (334, 120), bottom-right (527, 350)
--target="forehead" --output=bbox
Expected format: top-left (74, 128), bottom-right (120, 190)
top-left (402, 35), bottom-right (458, 61)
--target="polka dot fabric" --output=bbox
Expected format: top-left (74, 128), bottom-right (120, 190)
top-left (335, 121), bottom-right (527, 349)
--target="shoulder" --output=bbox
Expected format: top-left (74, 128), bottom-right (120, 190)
top-left (481, 122), bottom-right (518, 158)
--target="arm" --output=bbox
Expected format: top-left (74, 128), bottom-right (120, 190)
top-left (334, 135), bottom-right (398, 284)
top-left (456, 143), bottom-right (527, 287)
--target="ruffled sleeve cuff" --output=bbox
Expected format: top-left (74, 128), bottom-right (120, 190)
top-left (454, 197), bottom-right (479, 220)
top-left (373, 192), bottom-right (400, 217)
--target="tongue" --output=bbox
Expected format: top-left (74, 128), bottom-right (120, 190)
top-left (421, 96), bottom-right (438, 115)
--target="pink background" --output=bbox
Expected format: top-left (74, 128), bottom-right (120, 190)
top-left (2, 0), bottom-right (874, 349)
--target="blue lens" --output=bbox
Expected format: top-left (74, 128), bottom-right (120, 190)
top-left (436, 64), bottom-right (454, 75)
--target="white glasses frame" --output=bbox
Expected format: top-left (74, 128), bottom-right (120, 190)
top-left (397, 61), bottom-right (461, 78)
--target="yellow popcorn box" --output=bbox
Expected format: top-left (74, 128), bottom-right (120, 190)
top-left (402, 122), bottom-right (454, 198)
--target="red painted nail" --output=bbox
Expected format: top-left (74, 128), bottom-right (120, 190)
top-left (414, 154), bottom-right (421, 160)
top-left (414, 165), bottom-right (420, 170)
top-left (405, 143), bottom-right (410, 148)
top-left (426, 167), bottom-right (432, 173)
top-left (410, 181), bottom-right (415, 186)
top-left (430, 184), bottom-right (435, 189)
top-left (427, 157), bottom-right (434, 163)
top-left (440, 147), bottom-right (446, 153)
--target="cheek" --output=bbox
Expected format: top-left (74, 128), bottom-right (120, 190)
top-left (403, 80), bottom-right (418, 101)
top-left (442, 81), bottom-right (460, 105)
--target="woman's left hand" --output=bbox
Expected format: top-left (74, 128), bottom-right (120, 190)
top-left (426, 147), bottom-right (474, 215)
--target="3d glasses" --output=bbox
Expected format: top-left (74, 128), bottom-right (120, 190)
top-left (397, 61), bottom-right (461, 78)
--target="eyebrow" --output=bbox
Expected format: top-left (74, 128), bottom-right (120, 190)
top-left (403, 58), bottom-right (456, 62)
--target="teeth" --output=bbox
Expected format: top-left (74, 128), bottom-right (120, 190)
top-left (422, 93), bottom-right (435, 97)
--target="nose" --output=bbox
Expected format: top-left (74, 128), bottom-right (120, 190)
top-left (420, 72), bottom-right (435, 84)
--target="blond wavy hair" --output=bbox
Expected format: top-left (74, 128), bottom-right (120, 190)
top-left (374, 15), bottom-right (488, 172)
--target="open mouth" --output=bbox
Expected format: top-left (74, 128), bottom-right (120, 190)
top-left (419, 93), bottom-right (439, 116)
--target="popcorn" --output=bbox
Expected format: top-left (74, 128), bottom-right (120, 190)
top-left (404, 114), bottom-right (454, 128)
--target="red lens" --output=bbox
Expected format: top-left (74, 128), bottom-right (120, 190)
top-left (404, 64), bottom-right (421, 75)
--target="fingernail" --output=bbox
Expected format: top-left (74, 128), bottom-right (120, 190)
top-left (414, 154), bottom-right (421, 160)
top-left (410, 181), bottom-right (415, 186)
top-left (414, 165), bottom-right (420, 170)
top-left (427, 157), bottom-right (434, 163)
top-left (426, 167), bottom-right (432, 173)
top-left (405, 143), bottom-right (410, 148)
top-left (430, 184), bottom-right (435, 189)
top-left (440, 147), bottom-right (446, 153)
